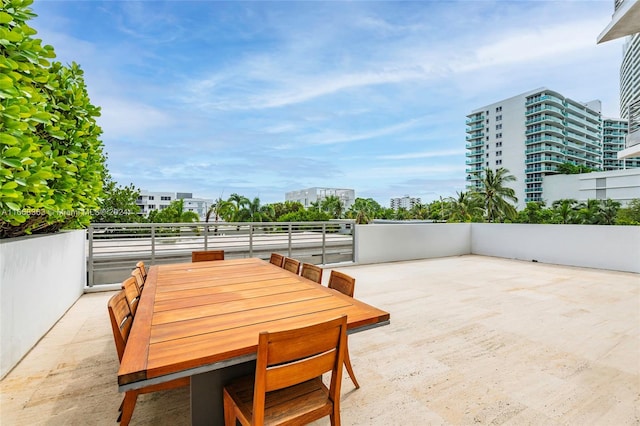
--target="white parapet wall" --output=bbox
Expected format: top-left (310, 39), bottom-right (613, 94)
top-left (355, 223), bottom-right (471, 264)
top-left (471, 224), bottom-right (640, 273)
top-left (0, 230), bottom-right (86, 379)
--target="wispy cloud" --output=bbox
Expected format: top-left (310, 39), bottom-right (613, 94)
top-left (379, 149), bottom-right (465, 160)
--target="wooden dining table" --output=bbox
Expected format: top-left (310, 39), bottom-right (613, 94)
top-left (118, 257), bottom-right (391, 425)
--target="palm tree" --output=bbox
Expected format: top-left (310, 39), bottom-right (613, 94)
top-left (551, 199), bottom-right (578, 224)
top-left (599, 199), bottom-right (620, 225)
top-left (576, 199), bottom-right (602, 224)
top-left (321, 195), bottom-right (344, 219)
top-left (473, 168), bottom-right (518, 222)
top-left (205, 198), bottom-right (233, 223)
top-left (447, 191), bottom-right (483, 222)
top-left (227, 193), bottom-right (249, 222)
top-left (346, 198), bottom-right (381, 224)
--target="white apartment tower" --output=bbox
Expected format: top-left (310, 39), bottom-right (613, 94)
top-left (603, 118), bottom-right (640, 169)
top-left (390, 196), bottom-right (421, 210)
top-left (598, 0), bottom-right (640, 159)
top-left (466, 88), bottom-right (604, 208)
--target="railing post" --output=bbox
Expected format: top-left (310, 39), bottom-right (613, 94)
top-left (151, 224), bottom-right (156, 264)
top-left (287, 223), bottom-right (292, 257)
top-left (249, 223), bottom-right (253, 258)
top-left (87, 226), bottom-right (94, 287)
top-left (351, 222), bottom-right (356, 262)
top-left (322, 223), bottom-right (326, 265)
top-left (204, 223), bottom-right (208, 250)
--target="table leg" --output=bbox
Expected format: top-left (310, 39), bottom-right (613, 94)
top-left (191, 360), bottom-right (256, 426)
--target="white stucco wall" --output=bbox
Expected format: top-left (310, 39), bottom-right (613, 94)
top-left (355, 223), bottom-right (471, 264)
top-left (471, 223), bottom-right (640, 273)
top-left (0, 230), bottom-right (86, 379)
top-left (543, 169), bottom-right (640, 206)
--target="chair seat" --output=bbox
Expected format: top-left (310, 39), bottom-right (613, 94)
top-left (224, 376), bottom-right (333, 425)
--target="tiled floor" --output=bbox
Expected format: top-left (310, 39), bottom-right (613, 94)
top-left (2, 255), bottom-right (638, 425)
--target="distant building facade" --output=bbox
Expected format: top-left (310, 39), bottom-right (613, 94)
top-left (136, 191), bottom-right (213, 220)
top-left (543, 169), bottom-right (640, 207)
top-left (285, 187), bottom-right (355, 210)
top-left (603, 118), bottom-right (640, 169)
top-left (598, 2), bottom-right (640, 160)
top-left (466, 87), bottom-right (638, 209)
top-left (390, 196), bottom-right (421, 210)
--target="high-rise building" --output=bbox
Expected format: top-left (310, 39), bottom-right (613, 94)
top-left (603, 117), bottom-right (640, 169)
top-left (390, 196), bottom-right (421, 210)
top-left (598, 0), bottom-right (640, 159)
top-left (466, 88), bottom-right (607, 208)
top-left (285, 187), bottom-right (355, 210)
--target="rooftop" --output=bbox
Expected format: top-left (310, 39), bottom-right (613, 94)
top-left (1, 255), bottom-right (638, 425)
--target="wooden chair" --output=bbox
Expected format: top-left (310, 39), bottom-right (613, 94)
top-left (121, 276), bottom-right (140, 317)
top-left (269, 252), bottom-right (284, 267)
top-left (282, 257), bottom-right (301, 274)
top-left (107, 291), bottom-right (189, 426)
top-left (328, 270), bottom-right (360, 389)
top-left (192, 250), bottom-right (225, 262)
top-left (301, 263), bottom-right (323, 284)
top-left (135, 261), bottom-right (147, 281)
top-left (223, 316), bottom-right (347, 426)
top-left (131, 268), bottom-right (145, 293)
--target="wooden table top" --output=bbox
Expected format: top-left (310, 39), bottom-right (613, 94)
top-left (118, 258), bottom-right (390, 387)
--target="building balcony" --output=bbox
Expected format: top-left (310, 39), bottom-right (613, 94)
top-left (598, 0), bottom-right (640, 42)
top-left (465, 140), bottom-right (484, 149)
top-left (465, 133), bottom-right (484, 141)
top-left (465, 166), bottom-right (483, 173)
top-left (466, 157), bottom-right (483, 165)
top-left (2, 224), bottom-right (638, 425)
top-left (618, 99), bottom-right (640, 159)
top-left (466, 149), bottom-right (484, 157)
top-left (466, 123), bottom-right (485, 132)
top-left (465, 115), bottom-right (485, 124)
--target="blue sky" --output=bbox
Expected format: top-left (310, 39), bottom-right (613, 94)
top-left (32, 1), bottom-right (624, 206)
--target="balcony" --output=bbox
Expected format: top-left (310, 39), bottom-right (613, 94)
top-left (618, 98), bottom-right (640, 159)
top-left (466, 123), bottom-right (484, 132)
top-left (466, 114), bottom-right (485, 124)
top-left (598, 0), bottom-right (640, 43)
top-left (2, 223), bottom-right (638, 425)
top-left (466, 132), bottom-right (484, 141)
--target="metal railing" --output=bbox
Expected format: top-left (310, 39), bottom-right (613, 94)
top-left (87, 221), bottom-right (355, 286)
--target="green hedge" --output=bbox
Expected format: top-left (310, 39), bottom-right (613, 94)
top-left (0, 0), bottom-right (105, 238)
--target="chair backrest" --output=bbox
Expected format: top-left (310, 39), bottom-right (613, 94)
top-left (192, 250), bottom-right (225, 262)
top-left (282, 257), bottom-right (301, 274)
top-left (269, 252), bottom-right (285, 267)
top-left (107, 290), bottom-right (133, 362)
top-left (328, 270), bottom-right (355, 298)
top-left (301, 263), bottom-right (323, 284)
top-left (121, 276), bottom-right (140, 317)
top-left (131, 268), bottom-right (145, 293)
top-left (136, 261), bottom-right (147, 280)
top-left (252, 315), bottom-right (347, 424)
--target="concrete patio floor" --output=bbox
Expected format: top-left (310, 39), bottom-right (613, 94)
top-left (1, 255), bottom-right (638, 425)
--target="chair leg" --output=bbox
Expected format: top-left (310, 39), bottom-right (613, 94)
top-left (119, 390), bottom-right (138, 426)
top-left (223, 389), bottom-right (236, 426)
top-left (343, 343), bottom-right (360, 389)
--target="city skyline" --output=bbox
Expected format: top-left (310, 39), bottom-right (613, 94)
top-left (32, 1), bottom-right (625, 205)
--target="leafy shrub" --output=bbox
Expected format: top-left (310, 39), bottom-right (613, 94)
top-left (0, 0), bottom-right (105, 238)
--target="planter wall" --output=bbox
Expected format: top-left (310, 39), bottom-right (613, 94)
top-left (0, 230), bottom-right (85, 379)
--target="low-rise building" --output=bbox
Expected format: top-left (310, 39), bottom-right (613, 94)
top-left (136, 191), bottom-right (213, 220)
top-left (285, 187), bottom-right (355, 210)
top-left (542, 169), bottom-right (640, 206)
